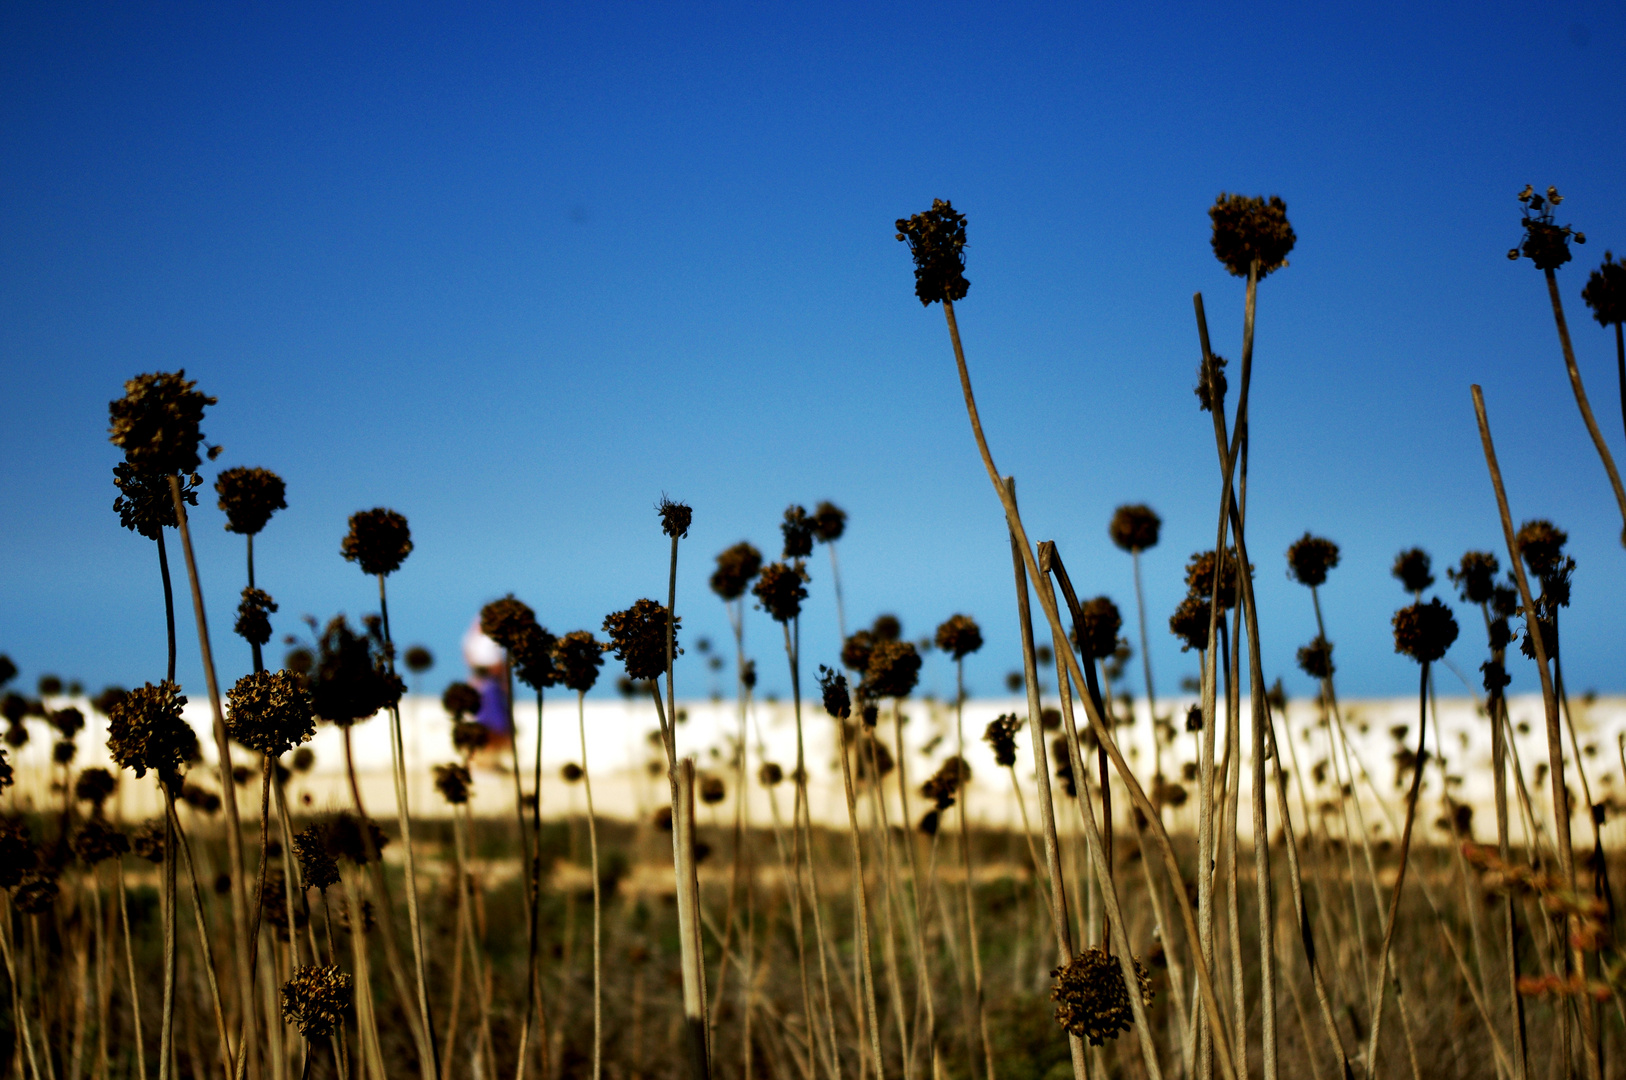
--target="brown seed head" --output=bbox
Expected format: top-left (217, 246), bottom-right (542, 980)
top-left (812, 501), bottom-right (847, 543)
top-left (433, 763), bottom-right (472, 805)
top-left (758, 762), bottom-right (783, 787)
top-left (1168, 595), bottom-right (1212, 653)
top-left (1582, 251), bottom-right (1626, 326)
top-left (281, 965), bottom-right (352, 1038)
top-left (14, 873), bottom-right (59, 916)
top-left (71, 819), bottom-right (129, 864)
top-left (1515, 519), bottom-right (1568, 580)
top-left (108, 370), bottom-right (216, 476)
top-left (553, 630), bottom-right (605, 694)
top-left (818, 666), bottom-right (851, 720)
top-left (841, 630), bottom-right (875, 673)
top-left (1391, 548), bottom-right (1434, 594)
top-left (1109, 505), bottom-right (1162, 553)
top-left (1286, 533), bottom-right (1340, 588)
top-left (293, 825), bottom-right (339, 890)
top-left (442, 682), bottom-right (482, 719)
top-left (226, 669), bottom-right (314, 757)
top-left (1195, 352), bottom-right (1229, 412)
top-left (113, 462), bottom-right (197, 540)
top-left (511, 622), bottom-right (560, 691)
top-left (310, 617), bottom-right (403, 726)
top-left (1513, 186), bottom-right (1584, 271)
top-left (234, 587), bottom-right (278, 648)
top-left (862, 639), bottom-right (922, 700)
top-left (1050, 947), bottom-right (1154, 1045)
top-left (603, 600), bottom-right (680, 682)
top-left (895, 199), bottom-right (970, 306)
top-left (1076, 597), bottom-right (1123, 661)
top-left (781, 505), bottom-right (815, 559)
top-left (106, 681), bottom-right (194, 781)
top-left (657, 496), bottom-right (693, 540)
top-left (340, 508), bottom-right (413, 577)
top-left (699, 775), bottom-right (726, 804)
top-left (75, 767), bottom-right (116, 812)
top-left (480, 595), bottom-right (538, 653)
top-left (324, 812), bottom-right (388, 866)
top-left (0, 819), bottom-right (37, 888)
top-left (710, 542), bottom-right (763, 600)
top-left (983, 714), bottom-right (1021, 768)
top-left (215, 467), bottom-right (287, 536)
top-left (1296, 636), bottom-right (1335, 681)
top-left (1209, 194), bottom-right (1295, 279)
top-left (1393, 598), bottom-right (1459, 664)
top-left (1447, 551), bottom-right (1500, 606)
top-left (1184, 549), bottom-right (1246, 611)
top-left (934, 614), bottom-right (984, 661)
top-left (752, 562), bottom-right (808, 624)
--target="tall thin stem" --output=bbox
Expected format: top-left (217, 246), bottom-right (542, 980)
top-left (952, 660), bottom-right (994, 1080)
top-left (156, 532), bottom-right (177, 685)
top-left (578, 690), bottom-right (603, 1080)
top-left (1543, 268), bottom-right (1626, 541)
top-left (115, 858), bottom-right (150, 1080)
top-left (834, 717), bottom-right (885, 1080)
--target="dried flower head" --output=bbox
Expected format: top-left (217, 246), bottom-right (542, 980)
top-left (918, 809), bottom-right (940, 836)
top-left (545, 630), bottom-right (601, 695)
top-left (480, 594), bottom-right (538, 653)
top-left (862, 639), bottom-right (922, 700)
top-left (921, 757), bottom-right (966, 811)
top-left (106, 681), bottom-right (194, 781)
top-left (1286, 533), bottom-right (1340, 588)
top-left (293, 825), bottom-right (339, 890)
top-left (291, 746), bottom-right (314, 772)
top-left (1195, 351), bottom-right (1229, 413)
top-left (282, 965), bottom-right (352, 1038)
top-left (310, 617), bottom-right (403, 726)
top-left (324, 812), bottom-right (388, 866)
top-left (758, 762), bottom-right (784, 787)
top-left (403, 646), bottom-right (433, 674)
top-left (108, 370), bottom-right (217, 476)
top-left (226, 669), bottom-right (315, 757)
top-left (1109, 505), bottom-right (1162, 553)
top-left (1447, 551), bottom-right (1500, 606)
top-left (984, 714), bottom-right (1021, 768)
top-left (52, 739), bottom-right (76, 766)
top-left (1582, 251), bottom-right (1626, 327)
top-left (699, 775), bottom-right (726, 804)
top-left (1515, 520), bottom-right (1568, 581)
top-left (934, 614), bottom-right (984, 661)
top-left (812, 501), bottom-right (847, 543)
top-left (1209, 194), bottom-right (1295, 279)
top-left (0, 819), bottom-right (37, 887)
top-left (1296, 636), bottom-right (1335, 681)
top-left (14, 873), bottom-right (59, 915)
top-left (781, 505), bottom-right (815, 560)
top-left (896, 199), bottom-right (969, 306)
top-left (1391, 548), bottom-right (1434, 595)
top-left (215, 467), bottom-right (287, 536)
top-left (230, 587), bottom-right (277, 648)
top-left (1185, 550), bottom-right (1245, 611)
top-left (806, 665), bottom-right (848, 722)
top-left (1393, 599), bottom-right (1459, 664)
top-left (1512, 186), bottom-right (1585, 271)
top-left (710, 542), bottom-right (764, 600)
top-left (1076, 597), bottom-right (1123, 661)
top-left (71, 819), bottom-right (129, 864)
top-left (113, 462), bottom-right (197, 540)
top-left (75, 767), bottom-right (116, 812)
top-left (1051, 947), bottom-right (1154, 1045)
top-left (657, 496), bottom-right (693, 540)
top-left (511, 622), bottom-right (560, 691)
top-left (51, 706), bottom-right (84, 740)
top-left (442, 682), bottom-right (482, 719)
top-left (1168, 595), bottom-right (1212, 653)
top-left (752, 562), bottom-right (809, 624)
top-left (841, 630), bottom-right (875, 673)
top-left (0, 751), bottom-right (11, 796)
top-left (433, 763), bottom-right (471, 805)
top-left (603, 600), bottom-right (680, 682)
top-left (451, 720), bottom-right (489, 757)
top-left (871, 614), bottom-right (902, 641)
top-left (340, 508), bottom-right (413, 577)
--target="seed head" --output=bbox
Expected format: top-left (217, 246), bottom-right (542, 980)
top-left (310, 617), bottom-right (403, 726)
top-left (75, 767), bottom-right (116, 812)
top-left (442, 682), bottom-right (482, 719)
top-left (234, 587), bottom-right (278, 648)
top-left (862, 639), bottom-right (922, 700)
top-left (603, 600), bottom-right (680, 682)
top-left (1447, 551), bottom-right (1500, 606)
top-left (817, 666), bottom-right (852, 720)
top-left (433, 763), bottom-right (471, 805)
top-left (51, 706), bottom-right (84, 740)
top-left (480, 595), bottom-right (538, 653)
top-left (324, 812), bottom-right (388, 866)
top-left (282, 965), bottom-right (352, 1038)
top-left (1168, 595), bottom-right (1212, 653)
top-left (781, 505), bottom-right (815, 559)
top-left (1185, 550), bottom-right (1246, 611)
top-left (106, 681), bottom-right (194, 781)
top-left (1076, 597), bottom-right (1123, 661)
top-left (340, 508), bottom-right (413, 577)
top-left (1582, 252), bottom-right (1626, 327)
top-left (1296, 636), bottom-right (1335, 681)
top-left (113, 462), bottom-right (197, 540)
top-left (293, 825), bottom-right (339, 890)
top-left (921, 757), bottom-right (967, 811)
top-left (14, 873), bottom-right (59, 915)
top-left (544, 630), bottom-right (600, 695)
top-left (1051, 947), bottom-right (1154, 1046)
top-left (710, 542), bottom-right (764, 600)
top-left (511, 622), bottom-right (560, 691)
top-left (984, 714), bottom-right (1021, 768)
top-left (71, 819), bottom-right (129, 864)
top-left (812, 502), bottom-right (847, 542)
top-left (0, 819), bottom-right (38, 887)
top-left (895, 199), bottom-right (969, 306)
top-left (1209, 194), bottom-right (1295, 279)
top-left (1512, 186), bottom-right (1584, 271)
top-left (934, 614), bottom-right (984, 661)
top-left (1393, 599), bottom-right (1459, 664)
top-left (871, 614), bottom-right (901, 641)
top-left (657, 496), bottom-right (693, 540)
top-left (1195, 352), bottom-right (1228, 412)
top-left (215, 467), bottom-right (287, 536)
top-left (226, 669), bottom-right (315, 757)
top-left (841, 630), bottom-right (875, 673)
top-left (292, 747), bottom-right (314, 772)
top-left (752, 562), bottom-right (809, 624)
top-left (699, 775), bottom-right (726, 804)
top-left (758, 762), bottom-right (783, 787)
top-left (1515, 520), bottom-right (1568, 581)
top-left (1109, 505), bottom-right (1162, 553)
top-left (451, 720), bottom-right (489, 756)
top-left (918, 809), bottom-right (940, 836)
top-left (1286, 533), bottom-right (1340, 588)
top-left (1391, 548), bottom-right (1434, 594)
top-left (0, 751), bottom-right (10, 796)
top-left (108, 370), bottom-right (216, 476)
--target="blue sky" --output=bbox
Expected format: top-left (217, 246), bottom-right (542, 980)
top-left (2, 1), bottom-right (1624, 706)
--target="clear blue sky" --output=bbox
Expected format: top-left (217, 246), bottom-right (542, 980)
top-left (3, 1), bottom-right (1624, 707)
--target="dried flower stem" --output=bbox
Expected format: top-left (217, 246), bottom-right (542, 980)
top-left (1470, 384), bottom-right (1599, 1080)
top-left (158, 791), bottom-right (178, 1080)
top-left (1482, 617), bottom-right (1530, 1080)
top-left (167, 476), bottom-right (257, 1080)
top-left (156, 531), bottom-right (177, 684)
top-left (168, 795), bottom-right (236, 1075)
top-left (1, 894), bottom-right (44, 1080)
top-left (115, 859), bottom-right (149, 1080)
top-left (574, 689), bottom-right (603, 1080)
top-left (451, 803), bottom-right (495, 1078)
top-left (834, 716), bottom-right (885, 1080)
top-left (673, 759), bottom-right (712, 1080)
top-left (861, 745), bottom-right (912, 1080)
top-left (889, 703), bottom-right (939, 1080)
top-left (940, 307), bottom-right (1237, 1080)
top-left (1542, 269), bottom-right (1626, 543)
top-left (950, 660), bottom-right (994, 1080)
